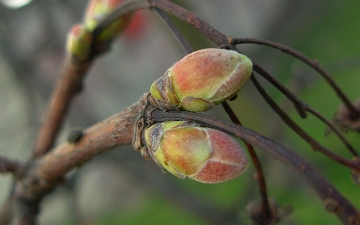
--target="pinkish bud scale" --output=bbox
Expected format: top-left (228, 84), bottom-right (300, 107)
top-left (144, 121), bottom-right (248, 183)
top-left (150, 48), bottom-right (253, 112)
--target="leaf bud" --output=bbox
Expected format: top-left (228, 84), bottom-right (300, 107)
top-left (84, 0), bottom-right (133, 42)
top-left (150, 48), bottom-right (253, 112)
top-left (144, 121), bottom-right (248, 183)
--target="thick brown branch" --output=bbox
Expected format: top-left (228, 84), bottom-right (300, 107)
top-left (10, 99), bottom-right (141, 224)
top-left (36, 101), bottom-right (140, 181)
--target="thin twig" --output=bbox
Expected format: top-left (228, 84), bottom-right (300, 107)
top-left (252, 63), bottom-right (308, 118)
top-left (222, 102), bottom-right (272, 221)
top-left (232, 38), bottom-right (360, 120)
top-left (151, 7), bottom-right (193, 54)
top-left (306, 107), bottom-right (358, 156)
top-left (253, 63), bottom-right (358, 157)
top-left (149, 0), bottom-right (229, 46)
top-left (32, 59), bottom-right (92, 158)
top-left (250, 75), bottom-right (360, 172)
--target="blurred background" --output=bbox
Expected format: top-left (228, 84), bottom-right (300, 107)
top-left (0, 0), bottom-right (360, 224)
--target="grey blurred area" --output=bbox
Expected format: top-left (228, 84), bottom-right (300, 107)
top-left (0, 0), bottom-right (326, 224)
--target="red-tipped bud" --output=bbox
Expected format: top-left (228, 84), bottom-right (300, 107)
top-left (66, 24), bottom-right (92, 61)
top-left (150, 48), bottom-right (253, 112)
top-left (84, 0), bottom-right (133, 42)
top-left (144, 121), bottom-right (248, 183)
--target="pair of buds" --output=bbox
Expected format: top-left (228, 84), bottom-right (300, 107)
top-left (144, 48), bottom-right (253, 183)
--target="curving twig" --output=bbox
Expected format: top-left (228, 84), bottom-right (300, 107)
top-left (232, 38), bottom-right (360, 120)
top-left (222, 102), bottom-right (272, 222)
top-left (252, 63), bottom-right (358, 157)
top-left (151, 6), bottom-right (193, 54)
top-left (148, 0), bottom-right (229, 46)
top-left (250, 75), bottom-right (360, 172)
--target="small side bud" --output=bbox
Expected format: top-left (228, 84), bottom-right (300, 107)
top-left (144, 121), bottom-right (248, 183)
top-left (245, 198), bottom-right (292, 224)
top-left (67, 129), bottom-right (84, 143)
top-left (332, 98), bottom-right (360, 133)
top-left (150, 48), bottom-right (253, 112)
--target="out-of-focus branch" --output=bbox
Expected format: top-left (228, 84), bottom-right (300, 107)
top-left (252, 63), bottom-right (358, 157)
top-left (32, 0), bottom-right (148, 159)
top-left (148, 0), bottom-right (229, 46)
top-left (151, 7), bottom-right (193, 54)
top-left (0, 157), bottom-right (25, 177)
top-left (232, 38), bottom-right (360, 120)
top-left (32, 58), bottom-right (92, 158)
top-left (10, 98), bottom-right (141, 224)
top-left (222, 101), bottom-right (273, 222)
top-left (250, 75), bottom-right (360, 173)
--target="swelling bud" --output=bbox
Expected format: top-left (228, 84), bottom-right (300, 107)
top-left (144, 121), bottom-right (248, 183)
top-left (150, 48), bottom-right (253, 112)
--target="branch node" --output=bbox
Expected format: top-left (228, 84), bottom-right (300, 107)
top-left (245, 198), bottom-right (293, 224)
top-left (132, 93), bottom-right (159, 155)
top-left (0, 156), bottom-right (26, 178)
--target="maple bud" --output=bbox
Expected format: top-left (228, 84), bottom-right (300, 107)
top-left (66, 24), bottom-right (92, 61)
top-left (144, 121), bottom-right (248, 183)
top-left (150, 48), bottom-right (253, 112)
top-left (84, 0), bottom-right (133, 42)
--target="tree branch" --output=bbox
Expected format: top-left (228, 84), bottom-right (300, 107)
top-left (151, 6), bottom-right (193, 54)
top-left (250, 75), bottom-right (360, 173)
top-left (10, 98), bottom-right (142, 224)
top-left (0, 157), bottom-right (25, 177)
top-left (222, 102), bottom-right (272, 222)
